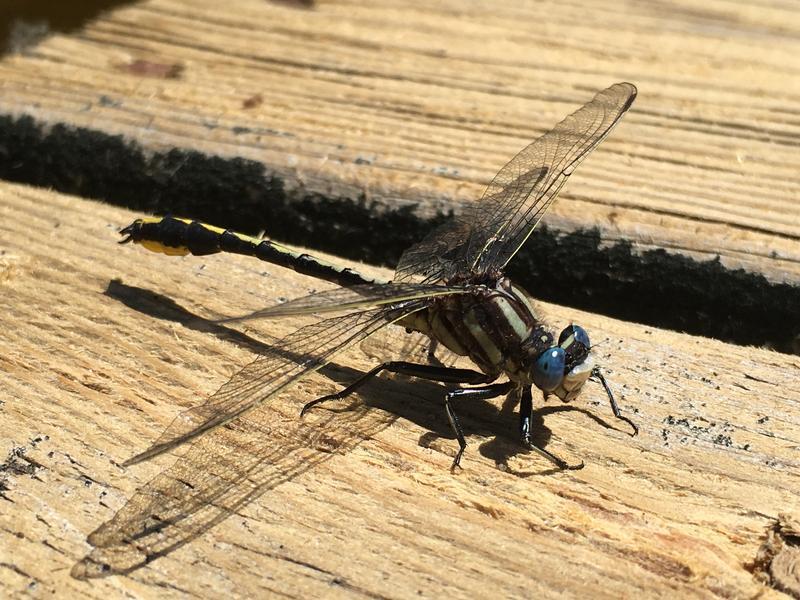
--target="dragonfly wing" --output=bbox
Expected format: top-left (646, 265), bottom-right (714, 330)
top-left (223, 282), bottom-right (469, 320)
top-left (394, 218), bottom-right (472, 283)
top-left (470, 82), bottom-right (636, 273)
top-left (73, 375), bottom-right (397, 577)
top-left (396, 82), bottom-right (636, 282)
top-left (123, 302), bottom-right (428, 466)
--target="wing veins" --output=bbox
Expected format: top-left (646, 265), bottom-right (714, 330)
top-left (222, 283), bottom-right (470, 321)
top-left (396, 82), bottom-right (636, 282)
top-left (123, 302), bottom-right (426, 466)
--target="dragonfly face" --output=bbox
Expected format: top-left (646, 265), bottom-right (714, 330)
top-left (530, 324), bottom-right (594, 401)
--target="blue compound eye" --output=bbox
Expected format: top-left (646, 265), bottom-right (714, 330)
top-left (558, 324), bottom-right (590, 367)
top-left (558, 324), bottom-right (590, 350)
top-left (532, 347), bottom-right (566, 392)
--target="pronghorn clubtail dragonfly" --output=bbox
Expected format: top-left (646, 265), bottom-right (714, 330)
top-left (119, 82), bottom-right (638, 471)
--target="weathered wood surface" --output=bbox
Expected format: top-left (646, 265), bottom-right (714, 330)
top-left (1, 182), bottom-right (799, 597)
top-left (0, 0), bottom-right (798, 284)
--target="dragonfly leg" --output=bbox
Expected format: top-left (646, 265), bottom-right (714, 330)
top-left (519, 386), bottom-right (584, 470)
top-left (426, 339), bottom-right (444, 367)
top-left (590, 367), bottom-right (638, 436)
top-left (301, 362), bottom-right (494, 416)
top-left (445, 382), bottom-right (514, 470)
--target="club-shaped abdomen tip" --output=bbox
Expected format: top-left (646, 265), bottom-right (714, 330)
top-left (532, 347), bottom-right (566, 392)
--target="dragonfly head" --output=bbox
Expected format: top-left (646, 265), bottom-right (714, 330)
top-left (530, 324), bottom-right (594, 401)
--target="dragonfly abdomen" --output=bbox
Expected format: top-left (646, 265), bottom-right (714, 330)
top-left (120, 216), bottom-right (379, 287)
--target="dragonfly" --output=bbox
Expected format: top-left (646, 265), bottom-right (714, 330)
top-left (119, 82), bottom-right (638, 471)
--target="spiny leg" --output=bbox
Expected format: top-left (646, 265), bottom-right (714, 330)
top-left (446, 382), bottom-right (514, 470)
top-left (590, 367), bottom-right (638, 436)
top-left (301, 361), bottom-right (495, 416)
top-left (520, 386), bottom-right (584, 470)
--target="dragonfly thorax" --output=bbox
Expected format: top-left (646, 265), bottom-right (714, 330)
top-left (401, 277), bottom-right (571, 386)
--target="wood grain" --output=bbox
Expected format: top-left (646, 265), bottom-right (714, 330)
top-left (1, 182), bottom-right (798, 597)
top-left (0, 0), bottom-right (798, 285)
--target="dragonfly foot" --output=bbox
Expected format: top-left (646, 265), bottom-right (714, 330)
top-left (591, 367), bottom-right (638, 437)
top-left (450, 445), bottom-right (466, 471)
top-left (619, 414), bottom-right (638, 437)
top-left (521, 437), bottom-right (584, 471)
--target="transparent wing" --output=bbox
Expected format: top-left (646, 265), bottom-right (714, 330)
top-left (393, 218), bottom-right (473, 284)
top-left (395, 82), bottom-right (636, 283)
top-left (222, 282), bottom-right (469, 321)
top-left (73, 373), bottom-right (397, 578)
top-left (123, 301), bottom-right (428, 466)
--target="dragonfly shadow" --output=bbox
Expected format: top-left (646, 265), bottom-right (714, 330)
top-left (107, 279), bottom-right (369, 384)
top-left (480, 403), bottom-right (620, 476)
top-left (106, 279), bottom-right (280, 353)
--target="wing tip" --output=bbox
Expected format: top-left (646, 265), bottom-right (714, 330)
top-left (612, 81), bottom-right (638, 111)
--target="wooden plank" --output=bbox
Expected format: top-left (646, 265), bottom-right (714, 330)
top-left (1, 182), bottom-right (799, 597)
top-left (0, 0), bottom-right (798, 289)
